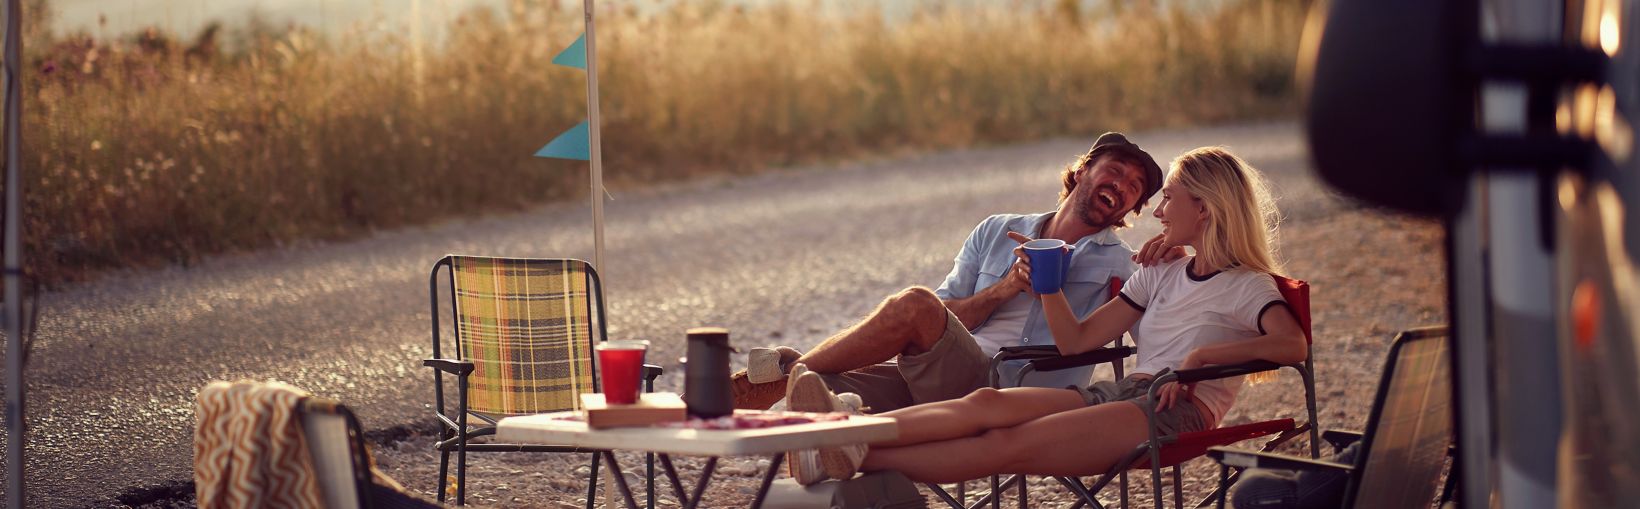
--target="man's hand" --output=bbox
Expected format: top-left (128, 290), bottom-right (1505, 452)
top-left (1132, 233), bottom-right (1188, 267)
top-left (1006, 231), bottom-right (1035, 295)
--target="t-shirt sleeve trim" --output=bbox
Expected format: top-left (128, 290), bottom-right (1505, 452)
top-left (1255, 300), bottom-right (1294, 335)
top-left (1118, 291), bottom-right (1146, 312)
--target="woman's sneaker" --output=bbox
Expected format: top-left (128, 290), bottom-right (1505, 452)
top-left (784, 364), bottom-right (866, 484)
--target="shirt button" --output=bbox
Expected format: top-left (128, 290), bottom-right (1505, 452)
top-left (1022, 338), bottom-right (1030, 343)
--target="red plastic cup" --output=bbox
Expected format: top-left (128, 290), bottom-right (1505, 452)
top-left (596, 340), bottom-right (649, 405)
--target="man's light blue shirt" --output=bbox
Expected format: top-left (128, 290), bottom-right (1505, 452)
top-left (934, 212), bottom-right (1140, 388)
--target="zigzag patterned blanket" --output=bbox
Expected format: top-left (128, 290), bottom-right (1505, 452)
top-left (194, 380), bottom-right (324, 508)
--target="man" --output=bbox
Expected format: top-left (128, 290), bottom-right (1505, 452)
top-left (735, 132), bottom-right (1165, 413)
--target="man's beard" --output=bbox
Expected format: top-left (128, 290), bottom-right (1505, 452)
top-left (1075, 186), bottom-right (1125, 229)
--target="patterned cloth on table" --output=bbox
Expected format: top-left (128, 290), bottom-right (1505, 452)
top-left (194, 380), bottom-right (323, 509)
top-left (451, 257), bottom-right (596, 416)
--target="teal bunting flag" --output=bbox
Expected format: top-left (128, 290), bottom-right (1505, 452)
top-left (534, 121), bottom-right (590, 160)
top-left (553, 33), bottom-right (587, 70)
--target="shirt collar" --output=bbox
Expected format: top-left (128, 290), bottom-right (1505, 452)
top-left (1026, 212), bottom-right (1125, 246)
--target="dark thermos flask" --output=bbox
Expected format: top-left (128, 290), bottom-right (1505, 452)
top-left (683, 327), bottom-right (734, 418)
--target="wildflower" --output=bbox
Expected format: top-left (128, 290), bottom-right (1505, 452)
top-left (40, 61), bottom-right (55, 75)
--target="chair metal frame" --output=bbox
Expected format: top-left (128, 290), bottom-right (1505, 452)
top-left (1206, 325), bottom-right (1453, 509)
top-left (299, 399), bottom-right (378, 509)
top-left (423, 255), bottom-right (662, 507)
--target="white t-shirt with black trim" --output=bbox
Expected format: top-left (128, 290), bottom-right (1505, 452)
top-left (1117, 257), bottom-right (1285, 423)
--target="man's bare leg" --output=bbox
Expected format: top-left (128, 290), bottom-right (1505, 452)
top-left (795, 286), bottom-right (950, 374)
top-left (731, 286), bottom-right (950, 410)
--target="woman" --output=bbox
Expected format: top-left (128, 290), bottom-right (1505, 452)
top-left (790, 146), bottom-right (1308, 484)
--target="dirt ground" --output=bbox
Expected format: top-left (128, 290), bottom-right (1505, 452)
top-left (368, 206), bottom-right (1448, 508)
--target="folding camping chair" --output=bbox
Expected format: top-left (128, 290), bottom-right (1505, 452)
top-left (302, 399), bottom-right (443, 509)
top-left (423, 256), bottom-right (663, 507)
top-left (194, 381), bottom-right (438, 509)
top-left (1206, 326), bottom-right (1453, 509)
top-left (925, 277), bottom-right (1134, 508)
top-left (930, 275), bottom-right (1320, 509)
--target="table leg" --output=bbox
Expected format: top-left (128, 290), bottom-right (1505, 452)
top-left (681, 457), bottom-right (719, 509)
top-left (658, 454), bottom-right (688, 503)
top-left (750, 453), bottom-right (785, 509)
top-left (647, 452), bottom-right (656, 509)
top-left (600, 451), bottom-right (640, 509)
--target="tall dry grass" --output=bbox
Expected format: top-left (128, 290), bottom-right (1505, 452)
top-left (21, 0), bottom-right (1309, 283)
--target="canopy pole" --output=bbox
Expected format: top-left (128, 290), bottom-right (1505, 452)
top-left (582, 0), bottom-right (605, 273)
top-left (3, 0), bottom-right (26, 504)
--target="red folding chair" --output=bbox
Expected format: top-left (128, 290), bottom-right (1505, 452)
top-left (936, 276), bottom-right (1320, 509)
top-left (1068, 275), bottom-right (1318, 509)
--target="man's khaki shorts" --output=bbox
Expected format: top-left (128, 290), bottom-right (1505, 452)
top-left (818, 310), bottom-right (989, 413)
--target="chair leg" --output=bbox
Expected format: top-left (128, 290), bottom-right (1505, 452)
top-left (1018, 474), bottom-right (1027, 508)
top-left (1119, 471), bottom-right (1128, 509)
top-left (456, 442), bottom-right (468, 506)
top-left (1172, 466), bottom-right (1182, 509)
top-left (586, 452), bottom-right (602, 509)
top-left (437, 448), bottom-right (451, 504)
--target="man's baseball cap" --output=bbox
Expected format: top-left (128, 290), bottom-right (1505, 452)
top-left (1085, 132), bottom-right (1164, 208)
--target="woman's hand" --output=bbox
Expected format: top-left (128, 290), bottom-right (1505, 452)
top-left (1155, 353), bottom-right (1205, 412)
top-left (1154, 380), bottom-right (1195, 412)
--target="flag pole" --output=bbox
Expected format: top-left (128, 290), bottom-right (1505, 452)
top-left (3, 0), bottom-right (26, 505)
top-left (581, 0), bottom-right (605, 273)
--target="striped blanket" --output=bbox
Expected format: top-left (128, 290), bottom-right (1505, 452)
top-left (194, 380), bottom-right (323, 509)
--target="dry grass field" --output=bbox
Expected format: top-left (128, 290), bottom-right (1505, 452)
top-left (23, 0), bottom-right (1308, 283)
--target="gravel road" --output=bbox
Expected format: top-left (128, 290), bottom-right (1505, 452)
top-left (7, 121), bottom-right (1445, 508)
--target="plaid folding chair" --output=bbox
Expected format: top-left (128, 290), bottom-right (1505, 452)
top-left (423, 256), bottom-right (663, 507)
top-left (1207, 326), bottom-right (1453, 509)
top-left (932, 275), bottom-right (1320, 509)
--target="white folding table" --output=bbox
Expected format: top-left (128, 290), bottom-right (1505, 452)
top-left (497, 411), bottom-right (898, 509)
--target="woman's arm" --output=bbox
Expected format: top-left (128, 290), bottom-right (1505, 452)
top-left (1155, 303), bottom-right (1309, 412)
top-left (1181, 304), bottom-right (1309, 368)
top-left (1041, 291), bottom-right (1142, 355)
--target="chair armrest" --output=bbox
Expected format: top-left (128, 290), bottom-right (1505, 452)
top-left (642, 364), bottom-right (664, 381)
top-left (1173, 360), bottom-right (1285, 384)
top-left (993, 345), bottom-right (1064, 361)
top-left (423, 358), bottom-right (475, 376)
top-left (1207, 447), bottom-right (1354, 473)
top-left (1028, 346), bottom-right (1136, 372)
top-left (1323, 429), bottom-right (1364, 451)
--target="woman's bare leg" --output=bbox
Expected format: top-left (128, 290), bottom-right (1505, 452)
top-left (874, 387), bottom-right (1085, 448)
top-left (862, 401), bottom-right (1153, 483)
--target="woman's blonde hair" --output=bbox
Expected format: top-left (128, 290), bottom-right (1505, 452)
top-left (1169, 147), bottom-right (1283, 275)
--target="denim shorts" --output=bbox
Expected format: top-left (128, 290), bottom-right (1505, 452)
top-left (1070, 374), bottom-right (1210, 436)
